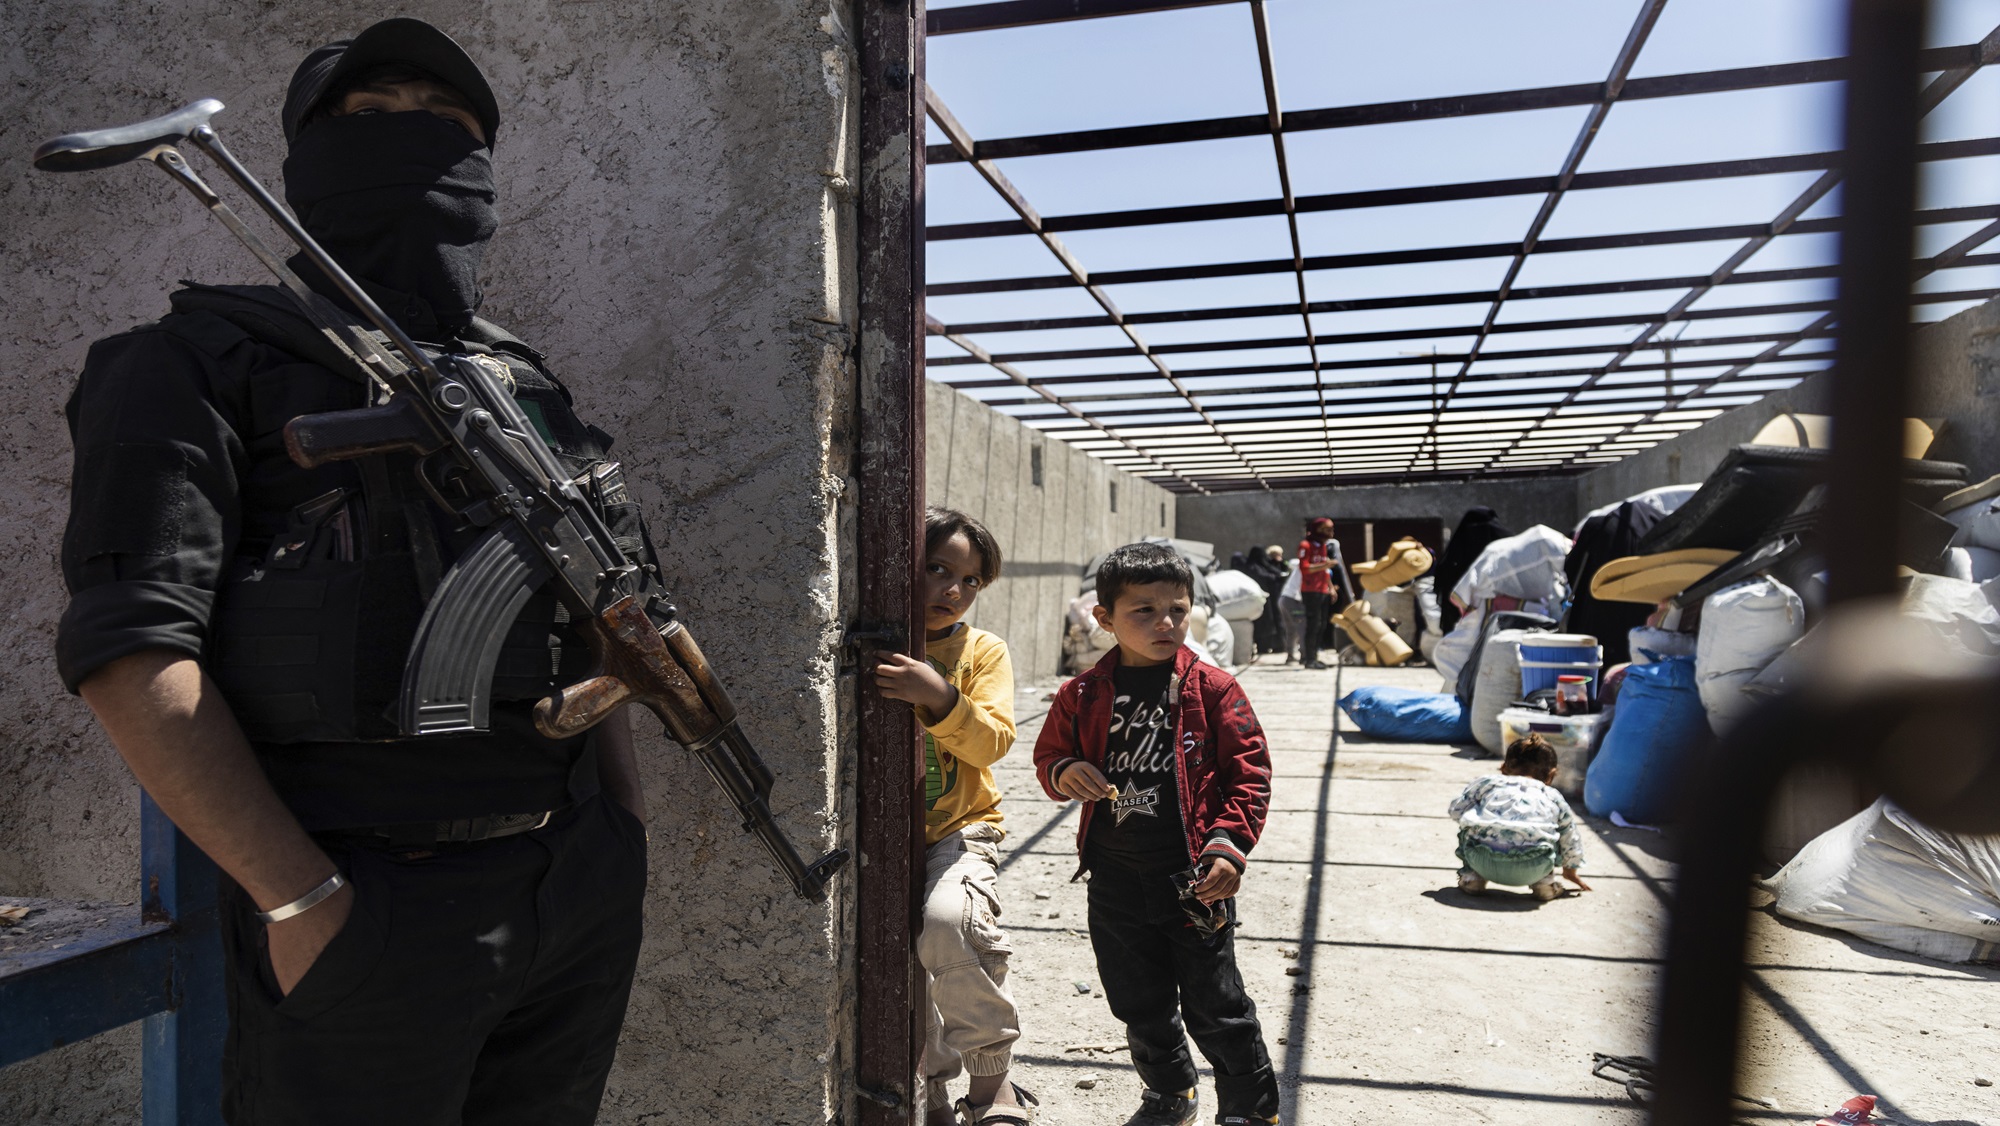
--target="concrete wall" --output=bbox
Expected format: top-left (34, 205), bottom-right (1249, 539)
top-left (0, 3), bottom-right (858, 1123)
top-left (925, 382), bottom-right (1176, 683)
top-left (1905, 296), bottom-right (2000, 481)
top-left (1175, 477), bottom-right (1580, 558)
top-left (1576, 298), bottom-right (2000, 512)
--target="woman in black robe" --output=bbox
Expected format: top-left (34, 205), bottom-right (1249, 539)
top-left (1243, 544), bottom-right (1289, 654)
top-left (1434, 507), bottom-right (1511, 635)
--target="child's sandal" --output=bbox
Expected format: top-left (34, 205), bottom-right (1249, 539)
top-left (954, 1083), bottom-right (1039, 1125)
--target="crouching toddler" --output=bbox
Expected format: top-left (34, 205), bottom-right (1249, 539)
top-left (1449, 733), bottom-right (1593, 901)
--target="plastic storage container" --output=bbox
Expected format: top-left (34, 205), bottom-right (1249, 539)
top-left (1496, 707), bottom-right (1612, 799)
top-left (1517, 633), bottom-right (1603, 697)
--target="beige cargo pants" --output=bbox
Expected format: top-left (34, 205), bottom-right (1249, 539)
top-left (920, 821), bottom-right (1021, 1112)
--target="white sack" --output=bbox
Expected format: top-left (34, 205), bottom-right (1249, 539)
top-left (1574, 483), bottom-right (1700, 536)
top-left (1695, 577), bottom-right (1805, 733)
top-left (1942, 492), bottom-right (2000, 552)
top-left (1063, 590), bottom-right (1116, 673)
top-left (1903, 573), bottom-right (2000, 659)
top-left (1208, 569), bottom-right (1269, 621)
top-left (1452, 525), bottom-right (1573, 608)
top-left (1205, 611), bottom-right (1235, 666)
top-left (1470, 628), bottom-right (1536, 755)
top-left (1763, 798), bottom-right (2000, 964)
top-left (1414, 575), bottom-right (1441, 634)
top-left (1629, 626), bottom-right (1697, 665)
top-left (1229, 619), bottom-right (1255, 667)
top-left (1747, 573), bottom-right (2000, 697)
top-left (1432, 609), bottom-right (1482, 685)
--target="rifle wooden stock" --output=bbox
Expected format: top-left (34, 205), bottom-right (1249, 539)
top-left (534, 599), bottom-right (719, 743)
top-left (535, 597), bottom-right (847, 899)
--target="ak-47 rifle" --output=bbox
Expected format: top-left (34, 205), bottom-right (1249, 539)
top-left (35, 100), bottom-right (849, 900)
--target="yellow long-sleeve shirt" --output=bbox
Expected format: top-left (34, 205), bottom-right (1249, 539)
top-left (918, 624), bottom-right (1016, 845)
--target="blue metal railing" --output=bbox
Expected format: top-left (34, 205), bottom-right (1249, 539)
top-left (0, 793), bottom-right (223, 1124)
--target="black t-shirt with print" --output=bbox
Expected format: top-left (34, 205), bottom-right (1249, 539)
top-left (1085, 661), bottom-right (1188, 873)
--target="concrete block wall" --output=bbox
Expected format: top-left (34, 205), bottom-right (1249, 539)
top-left (925, 382), bottom-right (1176, 683)
top-left (0, 3), bottom-right (857, 1122)
top-left (1575, 297), bottom-right (2000, 512)
top-left (1175, 477), bottom-right (1580, 560)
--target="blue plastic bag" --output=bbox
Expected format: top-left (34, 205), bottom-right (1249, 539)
top-left (1338, 686), bottom-right (1474, 743)
top-left (1583, 655), bottom-right (1710, 823)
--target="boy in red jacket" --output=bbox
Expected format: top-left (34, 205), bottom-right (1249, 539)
top-left (1034, 543), bottom-right (1279, 1126)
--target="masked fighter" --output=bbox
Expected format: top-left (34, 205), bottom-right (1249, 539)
top-left (57, 21), bottom-right (650, 1123)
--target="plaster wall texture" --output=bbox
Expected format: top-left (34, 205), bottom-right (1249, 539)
top-left (1574, 297), bottom-right (2000, 513)
top-left (1175, 477), bottom-right (1580, 557)
top-left (0, 3), bottom-right (859, 1123)
top-left (924, 382), bottom-right (1175, 683)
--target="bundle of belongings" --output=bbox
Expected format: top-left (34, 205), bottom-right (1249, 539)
top-left (1564, 417), bottom-right (1996, 846)
top-left (1352, 537), bottom-right (1433, 592)
top-left (1431, 524), bottom-right (1573, 686)
top-left (1754, 560), bottom-right (2000, 965)
top-left (1326, 537), bottom-right (1419, 668)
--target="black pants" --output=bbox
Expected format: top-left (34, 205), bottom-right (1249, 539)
top-left (220, 793), bottom-right (647, 1125)
top-left (1086, 861), bottom-right (1279, 1119)
top-left (1300, 590), bottom-right (1333, 664)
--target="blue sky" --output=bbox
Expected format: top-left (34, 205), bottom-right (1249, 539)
top-left (920, 1), bottom-right (2000, 480)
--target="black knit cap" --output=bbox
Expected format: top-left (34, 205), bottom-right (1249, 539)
top-left (282, 18), bottom-right (500, 147)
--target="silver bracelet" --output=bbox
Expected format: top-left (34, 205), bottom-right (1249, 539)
top-left (254, 872), bottom-right (347, 924)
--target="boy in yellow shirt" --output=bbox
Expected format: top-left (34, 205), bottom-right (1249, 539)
top-left (875, 508), bottom-right (1035, 1125)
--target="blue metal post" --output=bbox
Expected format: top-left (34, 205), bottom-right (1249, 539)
top-left (139, 792), bottom-right (225, 1126)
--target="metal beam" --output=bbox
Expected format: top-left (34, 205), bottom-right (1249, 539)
top-left (928, 258), bottom-right (2000, 335)
top-left (925, 42), bottom-right (1987, 163)
top-left (926, 136), bottom-right (2000, 241)
top-left (927, 0), bottom-right (1237, 35)
top-left (924, 204), bottom-right (1998, 295)
top-left (1182, 465), bottom-right (1590, 491)
top-left (941, 328), bottom-right (1837, 386)
top-left (924, 305), bottom-right (1849, 366)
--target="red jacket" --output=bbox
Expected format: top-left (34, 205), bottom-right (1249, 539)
top-left (1033, 644), bottom-right (1271, 874)
top-left (1298, 536), bottom-right (1335, 595)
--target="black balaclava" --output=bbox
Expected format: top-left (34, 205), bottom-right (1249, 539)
top-left (283, 110), bottom-right (498, 337)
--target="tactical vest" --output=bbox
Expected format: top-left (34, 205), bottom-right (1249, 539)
top-left (168, 284), bottom-right (657, 744)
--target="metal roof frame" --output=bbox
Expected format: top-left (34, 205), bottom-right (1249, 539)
top-left (923, 2), bottom-right (2000, 492)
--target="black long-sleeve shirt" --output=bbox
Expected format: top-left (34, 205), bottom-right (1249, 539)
top-left (58, 301), bottom-right (597, 829)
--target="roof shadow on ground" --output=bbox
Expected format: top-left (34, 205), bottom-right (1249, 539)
top-left (1593, 820), bottom-right (1678, 865)
top-left (1420, 886), bottom-right (1549, 912)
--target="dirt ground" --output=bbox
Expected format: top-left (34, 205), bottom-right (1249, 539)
top-left (971, 660), bottom-right (1999, 1126)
